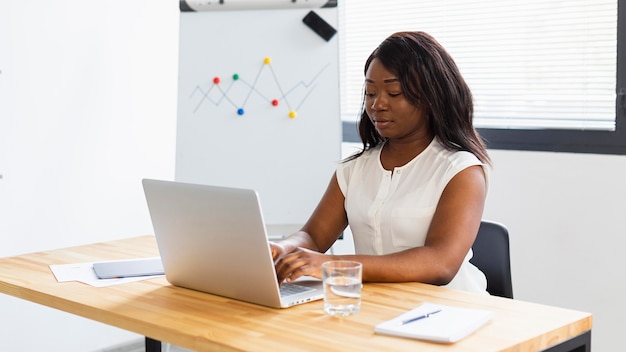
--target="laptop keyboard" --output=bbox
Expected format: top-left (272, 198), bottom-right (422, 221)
top-left (279, 283), bottom-right (315, 297)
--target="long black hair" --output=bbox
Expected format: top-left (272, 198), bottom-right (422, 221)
top-left (346, 31), bottom-right (490, 165)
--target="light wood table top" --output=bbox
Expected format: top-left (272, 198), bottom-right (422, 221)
top-left (0, 235), bottom-right (591, 351)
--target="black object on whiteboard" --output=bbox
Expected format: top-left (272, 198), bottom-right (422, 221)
top-left (302, 11), bottom-right (337, 41)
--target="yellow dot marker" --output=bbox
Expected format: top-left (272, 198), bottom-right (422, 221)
top-left (264, 57), bottom-right (272, 65)
top-left (289, 111), bottom-right (297, 119)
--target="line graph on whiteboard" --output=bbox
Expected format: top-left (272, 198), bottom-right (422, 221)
top-left (188, 57), bottom-right (331, 119)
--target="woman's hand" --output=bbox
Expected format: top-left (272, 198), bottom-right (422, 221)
top-left (274, 247), bottom-right (331, 284)
top-left (269, 242), bottom-right (288, 262)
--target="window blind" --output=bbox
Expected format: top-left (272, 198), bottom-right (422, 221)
top-left (338, 0), bottom-right (617, 131)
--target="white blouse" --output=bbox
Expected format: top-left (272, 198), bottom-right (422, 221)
top-left (336, 138), bottom-right (489, 294)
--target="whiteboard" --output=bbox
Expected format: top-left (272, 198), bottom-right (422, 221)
top-left (175, 6), bottom-right (341, 225)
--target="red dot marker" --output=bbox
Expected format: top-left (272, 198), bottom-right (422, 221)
top-left (271, 99), bottom-right (279, 106)
top-left (213, 77), bottom-right (220, 84)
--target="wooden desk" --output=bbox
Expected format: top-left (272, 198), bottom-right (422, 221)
top-left (0, 236), bottom-right (591, 352)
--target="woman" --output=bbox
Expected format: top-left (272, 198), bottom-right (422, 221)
top-left (271, 31), bottom-right (491, 293)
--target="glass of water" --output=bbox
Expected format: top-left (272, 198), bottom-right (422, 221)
top-left (322, 260), bottom-right (362, 316)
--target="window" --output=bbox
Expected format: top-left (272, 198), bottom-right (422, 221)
top-left (339, 0), bottom-right (626, 154)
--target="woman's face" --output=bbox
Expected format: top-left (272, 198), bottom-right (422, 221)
top-left (364, 58), bottom-right (429, 141)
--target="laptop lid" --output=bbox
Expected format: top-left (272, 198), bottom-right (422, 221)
top-left (141, 178), bottom-right (322, 308)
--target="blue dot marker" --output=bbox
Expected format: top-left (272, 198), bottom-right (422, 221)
top-left (237, 108), bottom-right (245, 115)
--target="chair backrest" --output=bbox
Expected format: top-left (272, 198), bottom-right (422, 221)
top-left (469, 220), bottom-right (514, 298)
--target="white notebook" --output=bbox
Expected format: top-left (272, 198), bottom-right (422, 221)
top-left (374, 302), bottom-right (494, 343)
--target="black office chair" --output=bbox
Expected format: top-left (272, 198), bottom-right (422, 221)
top-left (469, 220), bottom-right (514, 298)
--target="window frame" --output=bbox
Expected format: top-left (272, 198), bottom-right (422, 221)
top-left (342, 0), bottom-right (626, 155)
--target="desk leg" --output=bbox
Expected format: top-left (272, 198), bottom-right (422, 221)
top-left (145, 337), bottom-right (162, 352)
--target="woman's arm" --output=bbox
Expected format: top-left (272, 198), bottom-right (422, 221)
top-left (274, 165), bottom-right (486, 285)
top-left (343, 164), bottom-right (486, 284)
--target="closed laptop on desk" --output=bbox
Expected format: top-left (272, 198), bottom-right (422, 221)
top-left (141, 178), bottom-right (323, 308)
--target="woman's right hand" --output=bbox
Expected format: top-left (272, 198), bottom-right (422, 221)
top-left (269, 241), bottom-right (287, 262)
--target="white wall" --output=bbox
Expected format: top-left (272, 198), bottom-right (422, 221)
top-left (484, 149), bottom-right (626, 351)
top-left (0, 0), bottom-right (178, 350)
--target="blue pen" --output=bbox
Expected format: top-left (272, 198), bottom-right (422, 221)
top-left (399, 309), bottom-right (442, 325)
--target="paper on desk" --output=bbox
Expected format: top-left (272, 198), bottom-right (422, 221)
top-left (49, 262), bottom-right (163, 287)
top-left (374, 302), bottom-right (494, 343)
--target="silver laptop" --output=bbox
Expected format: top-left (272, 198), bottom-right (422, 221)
top-left (142, 178), bottom-right (324, 308)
